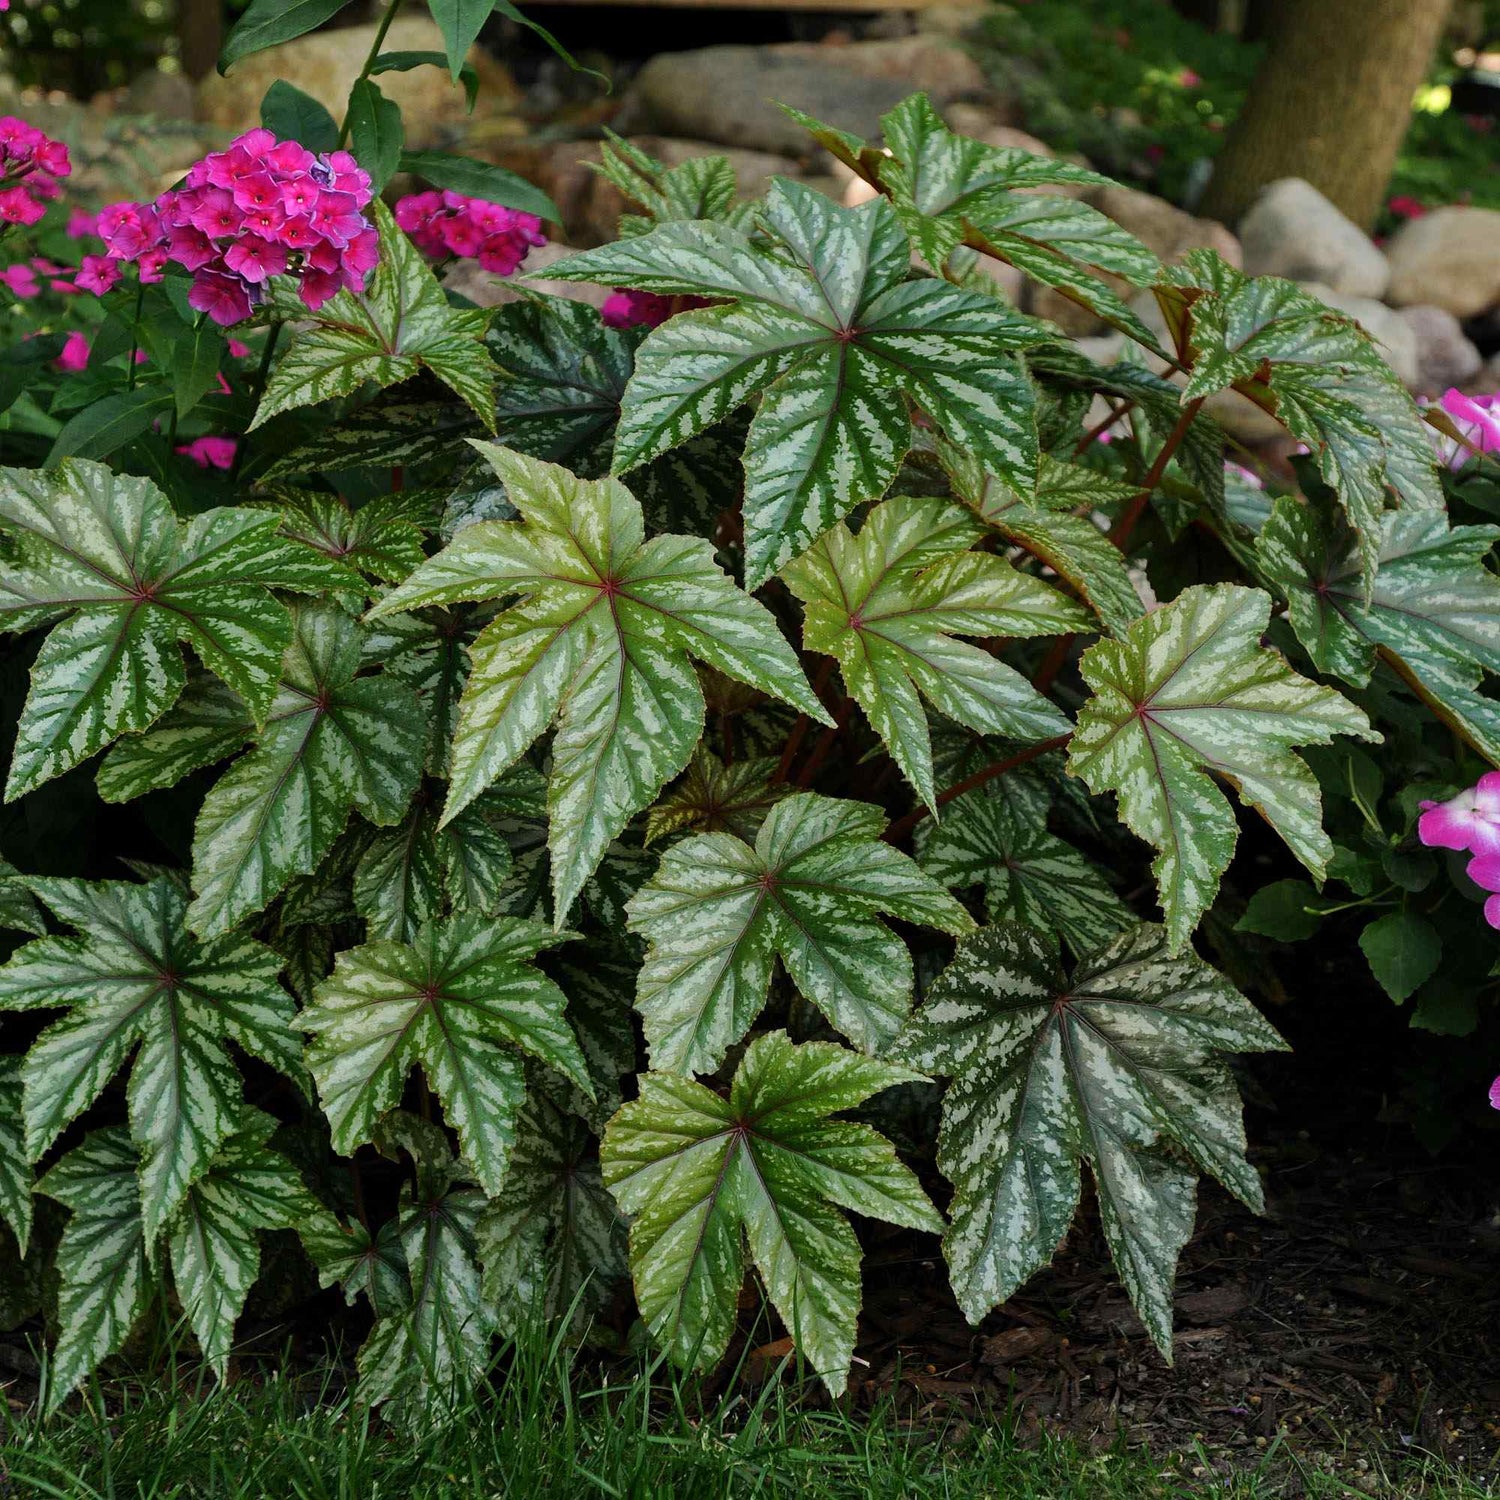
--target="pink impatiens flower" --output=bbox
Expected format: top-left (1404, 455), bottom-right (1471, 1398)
top-left (1418, 772), bottom-right (1500, 856)
top-left (1440, 388), bottom-right (1500, 463)
top-left (176, 435), bottom-right (237, 469)
top-left (1464, 851), bottom-right (1500, 932)
top-left (599, 288), bottom-right (712, 330)
top-left (1490, 1075), bottom-right (1500, 1111)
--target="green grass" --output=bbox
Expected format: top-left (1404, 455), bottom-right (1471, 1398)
top-left (0, 1332), bottom-right (1491, 1500)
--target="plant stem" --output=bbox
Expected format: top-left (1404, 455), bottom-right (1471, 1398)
top-left (1107, 396), bottom-right (1205, 550)
top-left (882, 733), bottom-right (1071, 845)
top-left (125, 279), bottom-right (146, 391)
top-left (776, 658), bottom-right (835, 782)
top-left (336, 0), bottom-right (404, 148)
top-left (1031, 634), bottom-right (1074, 694)
top-left (1072, 399), bottom-right (1135, 456)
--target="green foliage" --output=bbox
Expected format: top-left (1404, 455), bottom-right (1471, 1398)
top-left (0, 46), bottom-right (1486, 1422)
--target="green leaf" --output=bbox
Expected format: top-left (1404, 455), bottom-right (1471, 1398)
top-left (0, 1057), bottom-right (33, 1254)
top-left (399, 151), bottom-right (559, 223)
top-left (140, 316), bottom-right (228, 421)
top-left (784, 494), bottom-right (1086, 808)
top-left (368, 446), bottom-right (828, 921)
top-left (627, 792), bottom-right (973, 1076)
top-left (0, 876), bottom-right (300, 1240)
top-left (259, 79), bottom-right (339, 151)
top-left (302, 913), bottom-right (587, 1194)
top-left (1156, 252), bottom-right (1442, 582)
top-left (1067, 584), bottom-right (1377, 949)
top-left (594, 134), bottom-right (746, 238)
top-left (1257, 500), bottom-right (1500, 765)
top-left (165, 1107), bottom-right (310, 1378)
top-left (0, 461), bottom-right (357, 799)
top-left (920, 791), bottom-right (1132, 952)
top-left (548, 180), bottom-right (1048, 586)
top-left (220, 0), bottom-right (351, 71)
top-left (476, 1087), bottom-right (626, 1335)
top-left (942, 444), bottom-right (1145, 637)
top-left (0, 858), bottom-right (45, 937)
top-left (346, 79), bottom-right (405, 194)
top-left (645, 747), bottom-right (787, 845)
top-left (372, 51), bottom-right (481, 110)
top-left (1359, 910), bottom-right (1441, 1002)
top-left (46, 388), bottom-right (176, 464)
top-left (35, 1128), bottom-right (150, 1413)
top-left (253, 201), bottom-right (498, 431)
top-left (301, 1210), bottom-right (409, 1317)
top-left (428, 0), bottom-right (490, 80)
top-left (1235, 878), bottom-right (1324, 942)
top-left (601, 1032), bottom-right (941, 1395)
top-left (188, 602), bottom-right (425, 936)
top-left (268, 489), bottom-right (428, 585)
top-left (96, 673), bottom-right (254, 803)
top-left (264, 396), bottom-right (486, 480)
top-left (894, 924), bottom-right (1285, 1354)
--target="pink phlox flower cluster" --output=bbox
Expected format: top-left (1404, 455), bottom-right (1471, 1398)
top-left (1436, 387), bottom-right (1500, 469)
top-left (176, 435), bottom-right (237, 470)
top-left (0, 117), bottom-right (71, 228)
top-left (54, 331), bottom-right (89, 372)
top-left (393, 190), bottom-right (545, 276)
top-left (1418, 771), bottom-right (1500, 929)
top-left (600, 289), bottom-right (711, 331)
top-left (96, 129), bottom-right (377, 326)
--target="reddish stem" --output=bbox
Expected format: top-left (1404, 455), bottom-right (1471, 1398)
top-left (776, 658), bottom-right (835, 783)
top-left (1107, 397), bottom-right (1205, 551)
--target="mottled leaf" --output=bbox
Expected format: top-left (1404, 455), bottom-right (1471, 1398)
top-left (645, 747), bottom-right (788, 845)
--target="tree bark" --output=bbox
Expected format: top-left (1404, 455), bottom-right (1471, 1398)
top-left (178, 0), bottom-right (222, 82)
top-left (1200, 0), bottom-right (1453, 231)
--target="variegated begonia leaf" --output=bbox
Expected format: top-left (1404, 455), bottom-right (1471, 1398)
top-left (601, 1031), bottom-right (941, 1394)
top-left (547, 180), bottom-right (1048, 585)
top-left (264, 395), bottom-right (485, 481)
top-left (0, 460), bottom-right (356, 800)
top-left (0, 1056), bottom-right (32, 1254)
top-left (1155, 251), bottom-right (1442, 583)
top-left (1257, 500), bottom-right (1500, 765)
top-left (301, 912), bottom-right (589, 1195)
top-left (352, 790), bottom-right (515, 942)
top-left (627, 792), bottom-right (973, 1076)
top-left (164, 1106), bottom-right (313, 1379)
top-left (302, 1209), bottom-right (410, 1319)
top-left (789, 95), bottom-right (1161, 348)
top-left (266, 488), bottom-right (429, 585)
top-left (187, 601), bottom-right (425, 936)
top-left (919, 791), bottom-right (1133, 953)
top-left (895, 923), bottom-right (1285, 1355)
top-left (645, 746), bottom-right (788, 845)
top-left (940, 443), bottom-right (1145, 637)
top-left (477, 1085), bottom-right (627, 1335)
top-left (783, 494), bottom-right (1087, 809)
top-left (0, 875), bottom-right (300, 1240)
top-left (1067, 584), bottom-right (1376, 949)
top-left (355, 1127), bottom-right (490, 1426)
top-left (35, 1127), bottom-right (150, 1413)
top-left (367, 446), bottom-right (828, 921)
top-left (95, 674), bottom-right (254, 804)
top-left (0, 857), bottom-right (45, 937)
top-left (594, 133), bottom-right (749, 239)
top-left (252, 200), bottom-right (497, 431)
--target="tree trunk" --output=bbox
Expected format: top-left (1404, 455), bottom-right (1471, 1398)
top-left (1200, 0), bottom-right (1452, 231)
top-left (178, 0), bottom-right (222, 82)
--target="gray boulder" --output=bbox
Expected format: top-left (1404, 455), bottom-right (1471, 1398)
top-left (1396, 305), bottom-right (1483, 394)
top-left (1386, 207), bottom-right (1500, 319)
top-left (1238, 178), bottom-right (1389, 299)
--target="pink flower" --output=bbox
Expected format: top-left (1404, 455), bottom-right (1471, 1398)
top-left (1177, 68), bottom-right (1201, 88)
top-left (75, 254), bottom-right (121, 295)
top-left (227, 337), bottom-right (251, 359)
top-left (1489, 1075), bottom-right (1500, 1110)
top-left (54, 331), bottom-right (89, 372)
top-left (0, 185), bottom-right (45, 226)
top-left (601, 289), bottom-right (689, 330)
top-left (1387, 195), bottom-right (1428, 221)
top-left (66, 208), bottom-right (99, 240)
top-left (1441, 388), bottom-right (1500, 461)
top-left (1418, 772), bottom-right (1500, 856)
top-left (0, 262), bottom-right (38, 298)
top-left (187, 269), bottom-right (253, 326)
top-left (392, 188), bottom-right (544, 275)
top-left (224, 235), bottom-right (286, 284)
top-left (176, 435), bottom-right (238, 469)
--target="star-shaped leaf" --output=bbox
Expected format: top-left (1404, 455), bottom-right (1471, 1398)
top-left (783, 494), bottom-right (1087, 809)
top-left (627, 792), bottom-right (973, 1076)
top-left (1067, 584), bottom-right (1376, 949)
top-left (594, 133), bottom-right (749, 238)
top-left (476, 1085), bottom-right (627, 1335)
top-left (188, 602), bottom-right (425, 936)
top-left (0, 460), bottom-right (355, 799)
top-left (548, 180), bottom-right (1048, 585)
top-left (252, 200), bottom-right (497, 431)
top-left (95, 674), bottom-right (254, 804)
top-left (1155, 251), bottom-right (1442, 582)
top-left (894, 924), bottom-right (1285, 1354)
top-left (919, 791), bottom-right (1133, 953)
top-left (645, 747), bottom-right (788, 845)
top-left (941, 444), bottom-right (1145, 637)
top-left (267, 488), bottom-right (429, 585)
top-left (0, 875), bottom-right (299, 1240)
top-left (367, 446), bottom-right (828, 920)
top-left (0, 858), bottom-right (44, 938)
top-left (0, 1056), bottom-right (32, 1254)
top-left (1257, 500), bottom-right (1500, 765)
top-left (601, 1031), bottom-right (942, 1395)
top-left (301, 913), bottom-right (589, 1195)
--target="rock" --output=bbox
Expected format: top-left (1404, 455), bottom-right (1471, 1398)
top-left (1397, 305), bottom-right (1484, 394)
top-left (443, 241), bottom-right (610, 311)
top-left (621, 38), bottom-right (986, 157)
top-left (486, 137), bottom-right (803, 247)
top-left (124, 69), bottom-right (197, 122)
top-left (198, 15), bottom-right (520, 150)
top-left (1386, 207), bottom-right (1500, 318)
top-left (1238, 178), bottom-right (1390, 299)
top-left (1298, 283), bottom-right (1419, 389)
